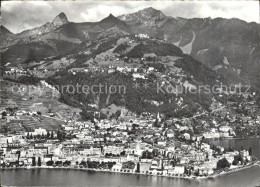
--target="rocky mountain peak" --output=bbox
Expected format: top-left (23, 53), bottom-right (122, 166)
top-left (138, 7), bottom-right (166, 20)
top-left (98, 13), bottom-right (132, 33)
top-left (118, 7), bottom-right (166, 25)
top-left (1, 25), bottom-right (13, 35)
top-left (108, 13), bottom-right (115, 18)
top-left (141, 7), bottom-right (161, 14)
top-left (101, 13), bottom-right (118, 23)
top-left (52, 12), bottom-right (69, 26)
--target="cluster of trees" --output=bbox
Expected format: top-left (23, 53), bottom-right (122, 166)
top-left (26, 131), bottom-right (54, 140)
top-left (140, 149), bottom-right (168, 159)
top-left (104, 150), bottom-right (126, 157)
top-left (232, 155), bottom-right (242, 165)
top-left (218, 154), bottom-right (251, 169)
top-left (1, 107), bottom-right (19, 117)
top-left (31, 157), bottom-right (41, 166)
top-left (46, 160), bottom-right (71, 167)
top-left (39, 160), bottom-right (118, 169)
top-left (26, 130), bottom-right (65, 140)
top-left (217, 158), bottom-right (230, 169)
top-left (86, 161), bottom-right (116, 169)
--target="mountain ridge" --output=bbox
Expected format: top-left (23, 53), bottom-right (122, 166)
top-left (1, 7), bottom-right (260, 93)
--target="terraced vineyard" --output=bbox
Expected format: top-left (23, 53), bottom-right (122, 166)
top-left (0, 80), bottom-right (81, 133)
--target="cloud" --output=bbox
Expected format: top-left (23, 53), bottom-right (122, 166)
top-left (1, 1), bottom-right (259, 33)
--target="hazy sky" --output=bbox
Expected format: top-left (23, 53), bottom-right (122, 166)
top-left (1, 1), bottom-right (259, 33)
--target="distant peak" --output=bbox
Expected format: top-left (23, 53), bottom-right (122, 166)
top-left (141, 7), bottom-right (163, 14)
top-left (106, 13), bottom-right (117, 20)
top-left (101, 13), bottom-right (120, 23)
top-left (52, 12), bottom-right (68, 26)
top-left (143, 7), bottom-right (157, 12)
top-left (56, 12), bottom-right (67, 20)
top-left (138, 7), bottom-right (166, 19)
top-left (108, 13), bottom-right (115, 18)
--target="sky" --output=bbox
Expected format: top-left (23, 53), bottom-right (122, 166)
top-left (1, 0), bottom-right (259, 33)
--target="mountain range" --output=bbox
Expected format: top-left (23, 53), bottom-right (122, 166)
top-left (118, 8), bottom-right (260, 88)
top-left (1, 7), bottom-right (259, 118)
top-left (1, 7), bottom-right (259, 86)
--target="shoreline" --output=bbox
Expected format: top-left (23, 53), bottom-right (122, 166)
top-left (197, 160), bottom-right (260, 179)
top-left (206, 136), bottom-right (260, 141)
top-left (1, 161), bottom-right (259, 180)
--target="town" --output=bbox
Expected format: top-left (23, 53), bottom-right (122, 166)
top-left (1, 33), bottom-right (260, 179)
top-left (1, 106), bottom-right (259, 178)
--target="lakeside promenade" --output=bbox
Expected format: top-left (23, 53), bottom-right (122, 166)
top-left (1, 160), bottom-right (259, 180)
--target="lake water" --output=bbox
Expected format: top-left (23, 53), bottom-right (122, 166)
top-left (1, 138), bottom-right (260, 187)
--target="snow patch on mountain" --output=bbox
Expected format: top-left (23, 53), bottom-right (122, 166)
top-left (223, 56), bottom-right (230, 66)
top-left (180, 31), bottom-right (195, 54)
top-left (197, 48), bottom-right (208, 55)
top-left (173, 35), bottom-right (182, 47)
top-left (250, 47), bottom-right (255, 60)
top-left (237, 69), bottom-right (241, 75)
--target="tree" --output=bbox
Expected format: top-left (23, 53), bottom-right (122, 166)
top-left (32, 157), bottom-right (36, 166)
top-left (153, 119), bottom-right (160, 127)
top-left (141, 151), bottom-right (147, 159)
top-left (51, 131), bottom-right (54, 139)
top-left (63, 160), bottom-right (71, 166)
top-left (55, 161), bottom-right (63, 166)
top-left (47, 131), bottom-right (50, 138)
top-left (249, 147), bottom-right (253, 156)
top-left (57, 130), bottom-right (64, 140)
top-left (232, 159), bottom-right (239, 165)
top-left (184, 166), bottom-right (189, 175)
top-left (16, 150), bottom-right (21, 162)
top-left (194, 169), bottom-right (200, 176)
top-left (161, 160), bottom-right (164, 170)
top-left (136, 162), bottom-right (140, 173)
top-left (115, 110), bottom-right (121, 118)
top-left (46, 160), bottom-right (54, 166)
top-left (36, 134), bottom-right (41, 139)
top-left (79, 161), bottom-right (87, 167)
top-left (120, 150), bottom-right (126, 156)
top-left (2, 111), bottom-right (7, 117)
top-left (37, 157), bottom-right (41, 166)
top-left (26, 132), bottom-right (30, 139)
top-left (217, 158), bottom-right (230, 169)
